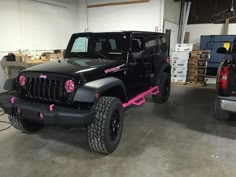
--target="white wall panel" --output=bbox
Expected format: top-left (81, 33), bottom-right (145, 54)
top-left (186, 24), bottom-right (224, 44)
top-left (0, 0), bottom-right (79, 52)
top-left (0, 0), bottom-right (21, 51)
top-left (86, 0), bottom-right (163, 32)
top-left (164, 0), bottom-right (181, 24)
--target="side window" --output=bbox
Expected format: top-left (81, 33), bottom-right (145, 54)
top-left (95, 40), bottom-right (103, 52)
top-left (109, 39), bottom-right (117, 50)
top-left (160, 36), bottom-right (168, 53)
top-left (132, 38), bottom-right (144, 52)
top-left (145, 37), bottom-right (158, 55)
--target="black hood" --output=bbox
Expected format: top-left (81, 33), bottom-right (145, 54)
top-left (24, 58), bottom-right (124, 80)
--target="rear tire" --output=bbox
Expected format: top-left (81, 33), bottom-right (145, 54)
top-left (8, 115), bottom-right (44, 133)
top-left (88, 97), bottom-right (124, 154)
top-left (214, 97), bottom-right (230, 121)
top-left (152, 72), bottom-right (171, 104)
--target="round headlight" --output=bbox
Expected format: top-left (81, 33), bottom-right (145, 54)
top-left (65, 80), bottom-right (75, 93)
top-left (19, 75), bottom-right (26, 87)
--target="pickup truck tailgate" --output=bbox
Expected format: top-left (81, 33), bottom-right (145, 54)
top-left (230, 65), bottom-right (236, 95)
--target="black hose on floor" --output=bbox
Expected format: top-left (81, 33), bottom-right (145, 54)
top-left (0, 108), bottom-right (11, 131)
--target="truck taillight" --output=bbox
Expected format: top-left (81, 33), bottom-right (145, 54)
top-left (219, 66), bottom-right (230, 89)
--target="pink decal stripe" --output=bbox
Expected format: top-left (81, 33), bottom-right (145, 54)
top-left (123, 86), bottom-right (160, 108)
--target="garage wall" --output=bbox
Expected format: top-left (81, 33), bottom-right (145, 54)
top-left (186, 24), bottom-right (236, 44)
top-left (0, 0), bottom-right (80, 93)
top-left (78, 0), bottom-right (165, 32)
top-left (164, 0), bottom-right (181, 24)
top-left (0, 0), bottom-right (79, 52)
top-left (163, 0), bottom-right (181, 52)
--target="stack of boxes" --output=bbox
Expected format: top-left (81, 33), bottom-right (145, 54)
top-left (187, 51), bottom-right (210, 84)
top-left (171, 51), bottom-right (190, 83)
top-left (171, 44), bottom-right (193, 83)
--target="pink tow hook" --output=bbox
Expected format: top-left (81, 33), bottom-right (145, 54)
top-left (49, 104), bottom-right (55, 112)
top-left (11, 97), bottom-right (16, 104)
top-left (39, 112), bottom-right (44, 120)
top-left (122, 86), bottom-right (160, 108)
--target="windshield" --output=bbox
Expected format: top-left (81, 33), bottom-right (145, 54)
top-left (67, 34), bottom-right (129, 60)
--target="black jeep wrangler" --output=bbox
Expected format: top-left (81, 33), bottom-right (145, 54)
top-left (0, 31), bottom-right (171, 154)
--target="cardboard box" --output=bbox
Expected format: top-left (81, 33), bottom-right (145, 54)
top-left (24, 56), bottom-right (33, 63)
top-left (172, 70), bottom-right (188, 75)
top-left (171, 74), bottom-right (187, 82)
top-left (171, 51), bottom-right (189, 61)
top-left (56, 53), bottom-right (64, 59)
top-left (171, 78), bottom-right (186, 83)
top-left (14, 53), bottom-right (25, 62)
top-left (188, 74), bottom-right (206, 82)
top-left (171, 60), bottom-right (188, 65)
top-left (176, 44), bottom-right (193, 52)
top-left (46, 53), bottom-right (64, 60)
top-left (171, 74), bottom-right (187, 83)
top-left (172, 66), bottom-right (188, 72)
top-left (188, 59), bottom-right (208, 68)
top-left (190, 50), bottom-right (210, 59)
top-left (171, 66), bottom-right (188, 75)
top-left (188, 67), bottom-right (207, 75)
top-left (172, 62), bottom-right (188, 68)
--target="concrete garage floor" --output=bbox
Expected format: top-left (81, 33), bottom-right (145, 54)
top-left (1, 85), bottom-right (236, 177)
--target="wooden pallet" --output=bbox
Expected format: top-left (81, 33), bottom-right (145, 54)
top-left (185, 81), bottom-right (207, 87)
top-left (171, 81), bottom-right (187, 86)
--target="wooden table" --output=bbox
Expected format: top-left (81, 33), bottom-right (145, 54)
top-left (1, 60), bottom-right (47, 79)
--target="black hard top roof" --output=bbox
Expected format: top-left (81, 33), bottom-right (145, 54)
top-left (73, 31), bottom-right (166, 36)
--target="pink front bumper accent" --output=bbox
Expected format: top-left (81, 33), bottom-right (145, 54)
top-left (123, 86), bottom-right (160, 108)
top-left (11, 97), bottom-right (16, 104)
top-left (49, 104), bottom-right (55, 111)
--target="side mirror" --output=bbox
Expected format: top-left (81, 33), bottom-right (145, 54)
top-left (217, 47), bottom-right (227, 54)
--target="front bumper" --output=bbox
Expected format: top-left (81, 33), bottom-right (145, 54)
top-left (0, 95), bottom-right (95, 126)
top-left (218, 96), bottom-right (236, 113)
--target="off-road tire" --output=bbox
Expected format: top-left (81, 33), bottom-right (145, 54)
top-left (88, 97), bottom-right (124, 154)
top-left (152, 72), bottom-right (171, 104)
top-left (214, 97), bottom-right (230, 121)
top-left (8, 115), bottom-right (44, 133)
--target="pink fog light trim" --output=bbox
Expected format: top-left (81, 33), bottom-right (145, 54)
top-left (11, 97), bottom-right (16, 104)
top-left (49, 104), bottom-right (54, 112)
top-left (122, 86), bottom-right (160, 108)
top-left (65, 80), bottom-right (75, 93)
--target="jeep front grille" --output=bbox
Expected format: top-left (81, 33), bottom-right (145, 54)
top-left (18, 73), bottom-right (75, 104)
top-left (25, 77), bottom-right (64, 102)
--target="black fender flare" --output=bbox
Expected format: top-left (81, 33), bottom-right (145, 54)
top-left (4, 78), bottom-right (16, 91)
top-left (155, 63), bottom-right (171, 84)
top-left (73, 77), bottom-right (128, 103)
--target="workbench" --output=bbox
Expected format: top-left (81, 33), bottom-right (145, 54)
top-left (1, 59), bottom-right (47, 79)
